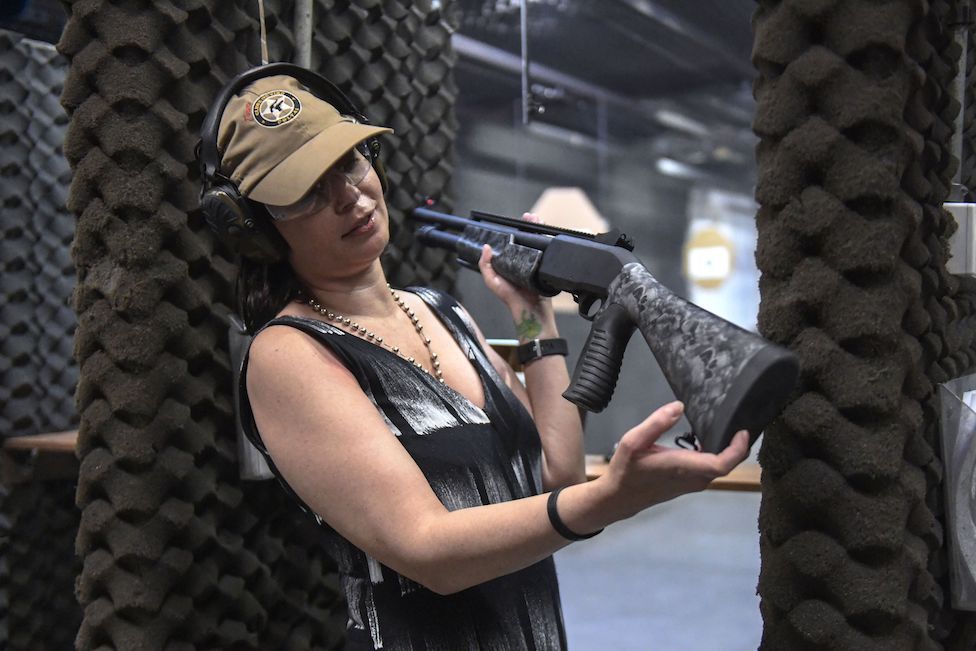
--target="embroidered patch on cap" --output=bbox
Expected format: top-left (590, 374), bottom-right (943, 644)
top-left (252, 90), bottom-right (302, 128)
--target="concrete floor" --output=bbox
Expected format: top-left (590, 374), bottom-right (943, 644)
top-left (554, 490), bottom-right (763, 651)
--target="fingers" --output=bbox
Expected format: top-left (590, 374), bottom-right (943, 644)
top-left (478, 244), bottom-right (497, 280)
top-left (713, 430), bottom-right (750, 473)
top-left (616, 401), bottom-right (684, 459)
top-left (522, 212), bottom-right (541, 223)
top-left (479, 244), bottom-right (517, 302)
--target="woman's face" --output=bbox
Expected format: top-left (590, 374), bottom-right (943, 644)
top-left (271, 150), bottom-right (390, 280)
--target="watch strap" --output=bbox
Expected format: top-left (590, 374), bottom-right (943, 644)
top-left (516, 338), bottom-right (568, 365)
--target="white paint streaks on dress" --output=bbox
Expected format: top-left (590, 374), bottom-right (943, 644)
top-left (365, 588), bottom-right (384, 649)
top-left (362, 379), bottom-right (405, 437)
top-left (474, 463), bottom-right (512, 504)
top-left (510, 454), bottom-right (533, 497)
top-left (525, 589), bottom-right (562, 650)
top-left (448, 303), bottom-right (479, 343)
top-left (343, 576), bottom-right (366, 631)
top-left (374, 360), bottom-right (458, 434)
top-left (366, 554), bottom-right (385, 584)
top-left (371, 355), bottom-right (488, 434)
top-left (432, 470), bottom-right (485, 511)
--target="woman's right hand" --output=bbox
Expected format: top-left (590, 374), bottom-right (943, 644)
top-left (597, 401), bottom-right (750, 521)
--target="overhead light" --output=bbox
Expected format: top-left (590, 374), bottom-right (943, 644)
top-left (653, 108), bottom-right (710, 137)
top-left (655, 157), bottom-right (701, 179)
top-left (713, 145), bottom-right (737, 162)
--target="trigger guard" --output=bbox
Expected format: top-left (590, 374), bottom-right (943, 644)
top-left (577, 295), bottom-right (599, 321)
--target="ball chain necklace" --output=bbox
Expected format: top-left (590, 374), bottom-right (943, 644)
top-left (304, 284), bottom-right (444, 383)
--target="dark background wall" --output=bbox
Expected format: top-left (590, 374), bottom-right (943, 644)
top-left (0, 27), bottom-right (80, 650)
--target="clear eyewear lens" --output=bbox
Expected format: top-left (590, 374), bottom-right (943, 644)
top-left (267, 184), bottom-right (322, 222)
top-left (343, 151), bottom-right (372, 186)
top-left (267, 148), bottom-right (373, 222)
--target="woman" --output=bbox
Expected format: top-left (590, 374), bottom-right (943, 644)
top-left (213, 70), bottom-right (750, 650)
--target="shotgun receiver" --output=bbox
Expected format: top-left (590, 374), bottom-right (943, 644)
top-left (409, 206), bottom-right (799, 453)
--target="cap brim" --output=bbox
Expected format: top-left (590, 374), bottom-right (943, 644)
top-left (246, 122), bottom-right (393, 206)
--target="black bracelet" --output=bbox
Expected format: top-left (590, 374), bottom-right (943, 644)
top-left (547, 487), bottom-right (603, 541)
top-left (516, 338), bottom-right (568, 365)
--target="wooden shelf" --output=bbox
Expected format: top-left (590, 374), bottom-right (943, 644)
top-left (585, 454), bottom-right (761, 492)
top-left (0, 433), bottom-right (762, 490)
top-left (3, 431), bottom-right (79, 484)
top-left (4, 430), bottom-right (78, 454)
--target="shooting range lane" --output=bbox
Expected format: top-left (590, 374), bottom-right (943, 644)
top-left (555, 489), bottom-right (765, 650)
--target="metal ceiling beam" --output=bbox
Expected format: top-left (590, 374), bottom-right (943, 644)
top-left (455, 34), bottom-right (712, 136)
top-left (452, 34), bottom-right (757, 169)
top-left (454, 34), bottom-right (641, 113)
top-left (612, 0), bottom-right (755, 78)
top-left (572, 5), bottom-right (710, 76)
top-left (453, 34), bottom-right (749, 138)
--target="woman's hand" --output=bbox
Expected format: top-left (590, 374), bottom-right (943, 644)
top-left (598, 401), bottom-right (750, 519)
top-left (477, 212), bottom-right (556, 340)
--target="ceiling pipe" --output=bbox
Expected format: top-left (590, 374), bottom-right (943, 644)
top-left (453, 32), bottom-right (757, 175)
top-left (612, 0), bottom-right (755, 78)
top-left (293, 0), bottom-right (313, 68)
top-left (455, 34), bottom-right (673, 126)
top-left (578, 5), bottom-right (712, 76)
top-left (519, 0), bottom-right (534, 125)
top-left (455, 35), bottom-right (627, 110)
top-left (454, 34), bottom-right (736, 143)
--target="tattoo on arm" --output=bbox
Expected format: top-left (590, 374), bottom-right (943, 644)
top-left (516, 309), bottom-right (542, 340)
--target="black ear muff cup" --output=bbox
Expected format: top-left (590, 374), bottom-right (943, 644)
top-left (200, 182), bottom-right (286, 264)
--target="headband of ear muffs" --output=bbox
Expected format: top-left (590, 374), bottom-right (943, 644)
top-left (197, 62), bottom-right (389, 264)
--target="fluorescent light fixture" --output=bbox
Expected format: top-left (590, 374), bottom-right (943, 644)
top-left (653, 108), bottom-right (710, 137)
top-left (655, 157), bottom-right (700, 179)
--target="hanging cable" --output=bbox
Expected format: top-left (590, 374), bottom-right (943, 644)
top-left (294, 0), bottom-right (313, 67)
top-left (520, 0), bottom-right (530, 125)
top-left (257, 0), bottom-right (269, 65)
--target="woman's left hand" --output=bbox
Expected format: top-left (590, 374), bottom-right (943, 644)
top-left (477, 213), bottom-right (556, 338)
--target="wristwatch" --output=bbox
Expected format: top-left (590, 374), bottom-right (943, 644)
top-left (516, 338), bottom-right (568, 365)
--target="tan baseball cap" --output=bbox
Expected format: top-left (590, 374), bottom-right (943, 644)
top-left (216, 75), bottom-right (393, 206)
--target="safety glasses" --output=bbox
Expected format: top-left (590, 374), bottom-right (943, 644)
top-left (266, 141), bottom-right (374, 222)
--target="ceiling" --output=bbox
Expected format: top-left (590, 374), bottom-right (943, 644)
top-left (453, 0), bottom-right (760, 186)
top-left (457, 0), bottom-right (755, 96)
top-left (0, 0), bottom-right (761, 186)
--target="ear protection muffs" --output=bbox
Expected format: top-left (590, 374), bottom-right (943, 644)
top-left (197, 62), bottom-right (389, 263)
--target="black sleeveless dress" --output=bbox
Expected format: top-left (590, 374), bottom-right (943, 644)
top-left (239, 287), bottom-right (567, 651)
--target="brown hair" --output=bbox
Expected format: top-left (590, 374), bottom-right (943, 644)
top-left (237, 254), bottom-right (300, 333)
